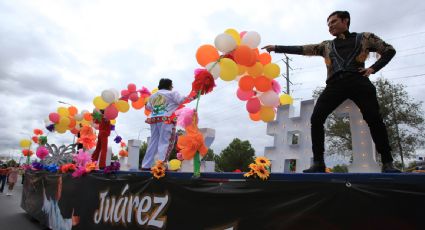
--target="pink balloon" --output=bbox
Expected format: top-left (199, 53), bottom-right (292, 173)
top-left (240, 31), bottom-right (247, 39)
top-left (104, 105), bottom-right (119, 120)
top-left (271, 80), bottom-right (281, 94)
top-left (49, 113), bottom-right (60, 123)
top-left (246, 97), bottom-right (261, 113)
top-left (121, 89), bottom-right (129, 96)
top-left (236, 88), bottom-right (255, 101)
top-left (128, 83), bottom-right (137, 92)
top-left (129, 92), bottom-right (139, 102)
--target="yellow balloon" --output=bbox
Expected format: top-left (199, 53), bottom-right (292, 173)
top-left (279, 94), bottom-right (293, 105)
top-left (168, 159), bottom-right (182, 171)
top-left (151, 88), bottom-right (158, 94)
top-left (247, 62), bottom-right (264, 77)
top-left (19, 139), bottom-right (31, 148)
top-left (263, 63), bottom-right (280, 79)
top-left (110, 119), bottom-right (116, 125)
top-left (93, 96), bottom-right (109, 110)
top-left (224, 28), bottom-right (241, 45)
top-left (57, 107), bottom-right (69, 117)
top-left (238, 64), bottom-right (247, 76)
top-left (115, 100), bottom-right (130, 113)
top-left (59, 116), bottom-right (71, 126)
top-left (55, 124), bottom-right (68, 133)
top-left (259, 106), bottom-right (275, 122)
top-left (219, 58), bottom-right (238, 81)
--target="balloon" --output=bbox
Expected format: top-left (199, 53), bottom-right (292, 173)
top-left (132, 96), bottom-right (145, 110)
top-left (219, 58), bottom-right (238, 81)
top-left (168, 159), bottom-right (182, 171)
top-left (240, 31), bottom-right (247, 39)
top-left (259, 52), bottom-right (272, 65)
top-left (254, 76), bottom-right (272, 92)
top-left (259, 106), bottom-right (275, 122)
top-left (68, 118), bottom-right (76, 129)
top-left (241, 31), bottom-right (261, 48)
top-left (214, 33), bottom-right (237, 53)
top-left (104, 104), bottom-right (119, 120)
top-left (49, 112), bottom-right (60, 123)
top-left (68, 106), bottom-right (78, 116)
top-left (263, 63), bottom-right (280, 79)
top-left (129, 93), bottom-right (139, 102)
top-left (19, 139), bottom-right (32, 148)
top-left (70, 128), bottom-right (79, 135)
top-left (196, 44), bottom-right (219, 67)
top-left (57, 107), bottom-right (69, 117)
top-left (32, 136), bottom-right (39, 143)
top-left (121, 89), bottom-right (130, 97)
top-left (224, 28), bottom-right (241, 45)
top-left (233, 45), bottom-right (253, 66)
top-left (259, 90), bottom-right (280, 107)
top-left (83, 112), bottom-right (93, 121)
top-left (110, 88), bottom-right (120, 101)
top-left (93, 96), bottom-right (109, 110)
top-left (271, 79), bottom-right (282, 94)
top-left (236, 88), bottom-right (255, 101)
top-left (110, 119), bottom-right (116, 125)
top-left (115, 100), bottom-right (130, 113)
top-left (74, 113), bottom-right (84, 121)
top-left (249, 111), bottom-right (261, 121)
top-left (238, 76), bottom-right (255, 91)
top-left (206, 61), bottom-right (221, 80)
top-left (55, 124), bottom-right (67, 134)
top-left (280, 94), bottom-right (294, 105)
top-left (238, 64), bottom-right (247, 75)
top-left (247, 62), bottom-right (263, 77)
top-left (246, 97), bottom-right (261, 113)
top-left (101, 90), bottom-right (116, 103)
top-left (59, 116), bottom-right (71, 127)
top-left (128, 83), bottom-right (137, 92)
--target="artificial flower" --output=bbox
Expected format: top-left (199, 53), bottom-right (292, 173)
top-left (85, 162), bottom-right (97, 173)
top-left (255, 164), bottom-right (270, 180)
top-left (60, 163), bottom-right (77, 173)
top-left (191, 69), bottom-right (216, 95)
top-left (255, 156), bottom-right (271, 167)
top-left (36, 146), bottom-right (49, 160)
top-left (119, 150), bottom-right (128, 157)
top-left (72, 166), bottom-right (87, 178)
top-left (31, 162), bottom-right (43, 171)
top-left (22, 149), bottom-right (34, 157)
top-left (73, 149), bottom-right (92, 167)
top-left (33, 129), bottom-right (44, 135)
top-left (114, 135), bottom-right (122, 144)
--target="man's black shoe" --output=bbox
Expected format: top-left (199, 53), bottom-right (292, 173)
top-left (382, 162), bottom-right (401, 173)
top-left (303, 162), bottom-right (326, 173)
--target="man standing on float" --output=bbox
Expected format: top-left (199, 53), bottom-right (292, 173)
top-left (263, 11), bottom-right (400, 173)
top-left (141, 78), bottom-right (193, 170)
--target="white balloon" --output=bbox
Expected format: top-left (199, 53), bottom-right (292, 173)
top-left (206, 61), bottom-right (221, 80)
top-left (74, 113), bottom-right (84, 121)
top-left (101, 89), bottom-right (116, 103)
top-left (241, 31), bottom-right (261, 48)
top-left (259, 90), bottom-right (280, 107)
top-left (214, 33), bottom-right (237, 53)
top-left (109, 88), bottom-right (120, 101)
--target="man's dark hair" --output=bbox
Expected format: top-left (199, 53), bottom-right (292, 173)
top-left (328, 11), bottom-right (350, 28)
top-left (158, 78), bottom-right (173, 90)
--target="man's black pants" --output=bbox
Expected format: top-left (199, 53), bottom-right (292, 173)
top-left (311, 74), bottom-right (393, 163)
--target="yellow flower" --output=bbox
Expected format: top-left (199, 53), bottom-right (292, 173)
top-left (248, 163), bottom-right (258, 171)
top-left (255, 165), bottom-right (270, 180)
top-left (243, 170), bottom-right (255, 178)
top-left (153, 169), bottom-right (165, 179)
top-left (255, 157), bottom-right (271, 167)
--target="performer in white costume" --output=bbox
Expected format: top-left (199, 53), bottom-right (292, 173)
top-left (142, 78), bottom-right (194, 169)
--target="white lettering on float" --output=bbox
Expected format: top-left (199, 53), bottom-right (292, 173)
top-left (94, 184), bottom-right (169, 228)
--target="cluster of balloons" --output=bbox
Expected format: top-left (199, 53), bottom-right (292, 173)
top-left (93, 88), bottom-right (129, 120)
top-left (46, 106), bottom-right (98, 134)
top-left (195, 28), bottom-right (293, 122)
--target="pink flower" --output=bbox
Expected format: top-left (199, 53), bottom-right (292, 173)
top-left (36, 146), bottom-right (49, 160)
top-left (72, 166), bottom-right (87, 178)
top-left (73, 149), bottom-right (92, 167)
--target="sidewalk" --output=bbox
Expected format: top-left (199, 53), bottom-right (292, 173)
top-left (0, 179), bottom-right (47, 230)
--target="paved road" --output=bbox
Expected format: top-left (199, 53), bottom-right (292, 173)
top-left (0, 179), bottom-right (47, 230)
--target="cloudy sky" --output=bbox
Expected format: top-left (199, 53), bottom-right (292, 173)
top-left (1, 0), bottom-right (424, 161)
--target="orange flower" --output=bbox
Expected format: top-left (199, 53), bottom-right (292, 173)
top-left (177, 120), bottom-right (208, 160)
top-left (153, 169), bottom-right (165, 179)
top-left (248, 163), bottom-right (258, 171)
top-left (85, 162), bottom-right (97, 172)
top-left (33, 129), bottom-right (43, 135)
top-left (243, 170), bottom-right (255, 178)
top-left (119, 150), bottom-right (128, 157)
top-left (255, 164), bottom-right (270, 180)
top-left (255, 156), bottom-right (271, 167)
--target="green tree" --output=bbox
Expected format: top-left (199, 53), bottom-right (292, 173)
top-left (331, 164), bottom-right (348, 173)
top-left (202, 148), bottom-right (216, 161)
top-left (313, 78), bottom-right (425, 167)
top-left (215, 138), bottom-right (255, 172)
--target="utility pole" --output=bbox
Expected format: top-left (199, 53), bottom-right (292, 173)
top-left (281, 54), bottom-right (293, 95)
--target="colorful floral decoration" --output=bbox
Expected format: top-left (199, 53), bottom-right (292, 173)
top-left (77, 126), bottom-right (97, 150)
top-left (244, 156), bottom-right (271, 180)
top-left (103, 161), bottom-right (120, 174)
top-left (151, 160), bottom-right (166, 179)
top-left (176, 111), bottom-right (208, 161)
top-left (60, 163), bottom-right (77, 173)
top-left (31, 162), bottom-right (44, 171)
top-left (118, 141), bottom-right (128, 157)
top-left (22, 149), bottom-right (34, 157)
top-left (191, 69), bottom-right (216, 95)
top-left (36, 146), bottom-right (49, 160)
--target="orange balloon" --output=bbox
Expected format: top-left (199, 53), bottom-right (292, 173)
top-left (259, 53), bottom-right (272, 65)
top-left (254, 76), bottom-right (272, 92)
top-left (196, 45), bottom-right (219, 67)
top-left (71, 128), bottom-right (79, 135)
top-left (233, 45), bottom-right (253, 66)
top-left (246, 48), bottom-right (259, 67)
top-left (249, 111), bottom-right (261, 121)
top-left (83, 112), bottom-right (93, 121)
top-left (132, 97), bottom-right (145, 110)
top-left (144, 108), bottom-right (151, 116)
top-left (68, 106), bottom-right (78, 116)
top-left (68, 118), bottom-right (76, 129)
top-left (239, 75), bottom-right (255, 91)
